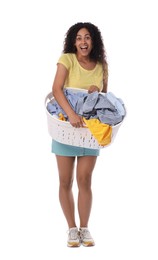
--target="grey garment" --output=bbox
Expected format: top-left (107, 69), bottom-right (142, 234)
top-left (76, 92), bottom-right (98, 118)
top-left (94, 95), bottom-right (122, 125)
top-left (64, 89), bottom-right (87, 110)
top-left (82, 91), bottom-right (99, 113)
top-left (98, 110), bottom-right (123, 125)
top-left (47, 89), bottom-right (126, 126)
top-left (76, 91), bottom-right (125, 125)
top-left (76, 91), bottom-right (116, 115)
top-left (95, 94), bottom-right (116, 110)
top-left (106, 92), bottom-right (125, 117)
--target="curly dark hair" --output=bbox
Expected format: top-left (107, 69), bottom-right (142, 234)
top-left (64, 22), bottom-right (107, 62)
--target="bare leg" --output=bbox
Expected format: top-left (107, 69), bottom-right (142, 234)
top-left (76, 156), bottom-right (97, 227)
top-left (56, 155), bottom-right (76, 228)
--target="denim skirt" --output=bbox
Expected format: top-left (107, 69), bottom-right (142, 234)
top-left (51, 140), bottom-right (100, 157)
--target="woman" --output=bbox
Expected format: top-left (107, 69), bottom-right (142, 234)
top-left (52, 22), bottom-right (108, 247)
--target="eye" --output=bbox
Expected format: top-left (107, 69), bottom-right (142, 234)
top-left (85, 36), bottom-right (91, 40)
top-left (76, 36), bottom-right (82, 41)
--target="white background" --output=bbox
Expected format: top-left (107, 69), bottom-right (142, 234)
top-left (0, 0), bottom-right (158, 259)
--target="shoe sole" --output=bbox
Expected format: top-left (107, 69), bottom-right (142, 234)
top-left (67, 242), bottom-right (81, 247)
top-left (82, 242), bottom-right (95, 247)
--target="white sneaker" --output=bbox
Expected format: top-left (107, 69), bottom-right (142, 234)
top-left (79, 227), bottom-right (95, 247)
top-left (67, 227), bottom-right (81, 247)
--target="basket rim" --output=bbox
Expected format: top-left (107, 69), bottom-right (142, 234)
top-left (45, 88), bottom-right (125, 128)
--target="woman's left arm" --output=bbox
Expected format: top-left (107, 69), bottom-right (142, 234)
top-left (101, 79), bottom-right (108, 93)
top-left (101, 62), bottom-right (108, 93)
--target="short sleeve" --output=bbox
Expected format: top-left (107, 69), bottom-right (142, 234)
top-left (57, 54), bottom-right (72, 70)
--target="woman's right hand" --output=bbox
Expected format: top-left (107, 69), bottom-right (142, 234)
top-left (68, 112), bottom-right (84, 128)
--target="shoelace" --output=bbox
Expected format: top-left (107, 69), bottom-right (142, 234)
top-left (68, 229), bottom-right (79, 240)
top-left (80, 229), bottom-right (92, 239)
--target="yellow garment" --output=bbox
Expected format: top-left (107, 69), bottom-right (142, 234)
top-left (58, 113), bottom-right (66, 121)
top-left (83, 118), bottom-right (112, 146)
top-left (58, 53), bottom-right (103, 91)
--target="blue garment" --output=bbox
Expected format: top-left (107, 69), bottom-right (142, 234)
top-left (47, 89), bottom-right (126, 126)
top-left (75, 91), bottom-right (125, 125)
top-left (106, 92), bottom-right (125, 117)
top-left (47, 89), bottom-right (87, 120)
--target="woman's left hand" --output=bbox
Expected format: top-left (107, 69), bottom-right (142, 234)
top-left (88, 85), bottom-right (100, 93)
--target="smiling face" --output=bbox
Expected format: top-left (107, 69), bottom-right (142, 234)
top-left (75, 28), bottom-right (93, 58)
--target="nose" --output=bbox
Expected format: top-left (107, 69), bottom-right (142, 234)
top-left (81, 37), bottom-right (86, 43)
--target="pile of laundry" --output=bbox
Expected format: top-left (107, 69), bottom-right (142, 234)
top-left (47, 88), bottom-right (126, 126)
top-left (47, 89), bottom-right (126, 147)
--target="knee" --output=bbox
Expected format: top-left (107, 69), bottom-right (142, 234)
top-left (59, 177), bottom-right (74, 190)
top-left (77, 175), bottom-right (91, 190)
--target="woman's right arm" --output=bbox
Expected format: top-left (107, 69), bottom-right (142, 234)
top-left (102, 62), bottom-right (108, 93)
top-left (52, 63), bottom-right (84, 127)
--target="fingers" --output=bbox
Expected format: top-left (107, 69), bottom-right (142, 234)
top-left (71, 117), bottom-right (84, 128)
top-left (72, 121), bottom-right (83, 128)
top-left (72, 123), bottom-right (81, 128)
top-left (68, 113), bottom-right (84, 128)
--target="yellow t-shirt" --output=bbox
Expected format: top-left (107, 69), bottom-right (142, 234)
top-left (58, 53), bottom-right (104, 91)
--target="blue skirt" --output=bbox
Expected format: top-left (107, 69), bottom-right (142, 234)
top-left (51, 140), bottom-right (100, 157)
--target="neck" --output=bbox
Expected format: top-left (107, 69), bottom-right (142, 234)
top-left (76, 54), bottom-right (90, 63)
top-left (75, 54), bottom-right (96, 70)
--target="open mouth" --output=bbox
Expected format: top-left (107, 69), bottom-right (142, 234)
top-left (80, 46), bottom-right (88, 50)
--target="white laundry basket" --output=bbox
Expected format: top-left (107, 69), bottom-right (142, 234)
top-left (45, 89), bottom-right (124, 149)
